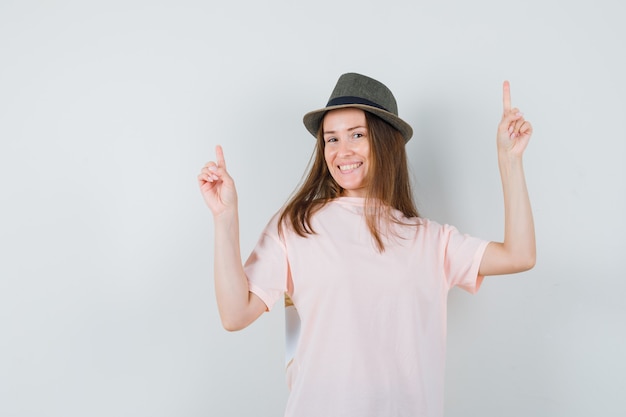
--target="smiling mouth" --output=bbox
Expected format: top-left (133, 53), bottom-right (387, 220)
top-left (338, 162), bottom-right (362, 172)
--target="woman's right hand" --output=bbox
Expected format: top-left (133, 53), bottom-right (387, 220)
top-left (198, 145), bottom-right (238, 217)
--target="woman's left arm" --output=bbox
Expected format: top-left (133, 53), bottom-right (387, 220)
top-left (479, 81), bottom-right (536, 276)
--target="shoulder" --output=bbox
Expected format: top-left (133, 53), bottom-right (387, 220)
top-left (258, 210), bottom-right (287, 241)
top-left (401, 216), bottom-right (465, 242)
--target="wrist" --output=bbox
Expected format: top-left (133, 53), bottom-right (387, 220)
top-left (213, 206), bottom-right (239, 223)
top-left (498, 150), bottom-right (524, 165)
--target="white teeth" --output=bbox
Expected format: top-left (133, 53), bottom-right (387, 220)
top-left (339, 163), bottom-right (361, 171)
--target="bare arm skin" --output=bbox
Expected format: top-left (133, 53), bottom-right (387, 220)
top-left (198, 145), bottom-right (266, 331)
top-left (479, 81), bottom-right (536, 276)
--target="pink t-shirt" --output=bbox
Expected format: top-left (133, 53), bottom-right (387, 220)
top-left (244, 197), bottom-right (489, 417)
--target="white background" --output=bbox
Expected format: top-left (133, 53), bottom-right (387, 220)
top-left (1, 0), bottom-right (625, 416)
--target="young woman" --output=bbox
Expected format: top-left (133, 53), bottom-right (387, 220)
top-left (198, 73), bottom-right (535, 417)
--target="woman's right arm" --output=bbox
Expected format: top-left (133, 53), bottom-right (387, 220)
top-left (198, 145), bottom-right (267, 331)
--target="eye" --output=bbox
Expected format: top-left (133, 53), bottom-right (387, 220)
top-left (353, 133), bottom-right (363, 139)
top-left (326, 137), bottom-right (337, 143)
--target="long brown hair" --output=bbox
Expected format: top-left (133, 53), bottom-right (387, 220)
top-left (278, 111), bottom-right (419, 251)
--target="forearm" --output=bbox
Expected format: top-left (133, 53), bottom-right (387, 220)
top-left (213, 209), bottom-right (255, 329)
top-left (498, 151), bottom-right (536, 270)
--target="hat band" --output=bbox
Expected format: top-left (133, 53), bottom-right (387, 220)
top-left (326, 96), bottom-right (389, 113)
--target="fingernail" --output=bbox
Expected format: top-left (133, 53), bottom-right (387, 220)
top-left (516, 112), bottom-right (524, 117)
top-left (209, 166), bottom-right (217, 172)
top-left (508, 126), bottom-right (514, 133)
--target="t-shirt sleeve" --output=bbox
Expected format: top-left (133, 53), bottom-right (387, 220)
top-left (440, 223), bottom-right (490, 294)
top-left (243, 218), bottom-right (289, 311)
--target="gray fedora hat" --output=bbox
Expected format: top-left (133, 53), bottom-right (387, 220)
top-left (303, 72), bottom-right (413, 143)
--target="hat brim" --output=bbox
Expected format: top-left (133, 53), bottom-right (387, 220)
top-left (303, 104), bottom-right (413, 143)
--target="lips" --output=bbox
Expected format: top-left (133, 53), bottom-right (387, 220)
top-left (338, 162), bottom-right (362, 172)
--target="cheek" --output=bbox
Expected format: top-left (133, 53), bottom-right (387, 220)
top-left (361, 141), bottom-right (371, 156)
top-left (324, 148), bottom-right (334, 166)
top-left (361, 143), bottom-right (372, 162)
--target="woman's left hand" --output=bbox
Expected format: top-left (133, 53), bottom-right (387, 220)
top-left (497, 81), bottom-right (533, 156)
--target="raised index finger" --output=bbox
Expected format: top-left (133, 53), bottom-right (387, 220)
top-left (503, 80), bottom-right (512, 112)
top-left (215, 145), bottom-right (226, 168)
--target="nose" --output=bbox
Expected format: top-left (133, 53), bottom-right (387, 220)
top-left (337, 138), bottom-right (354, 156)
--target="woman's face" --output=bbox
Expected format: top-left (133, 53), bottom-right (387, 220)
top-left (323, 108), bottom-right (371, 197)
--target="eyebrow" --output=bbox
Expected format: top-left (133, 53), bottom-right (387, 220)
top-left (323, 125), bottom-right (367, 135)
